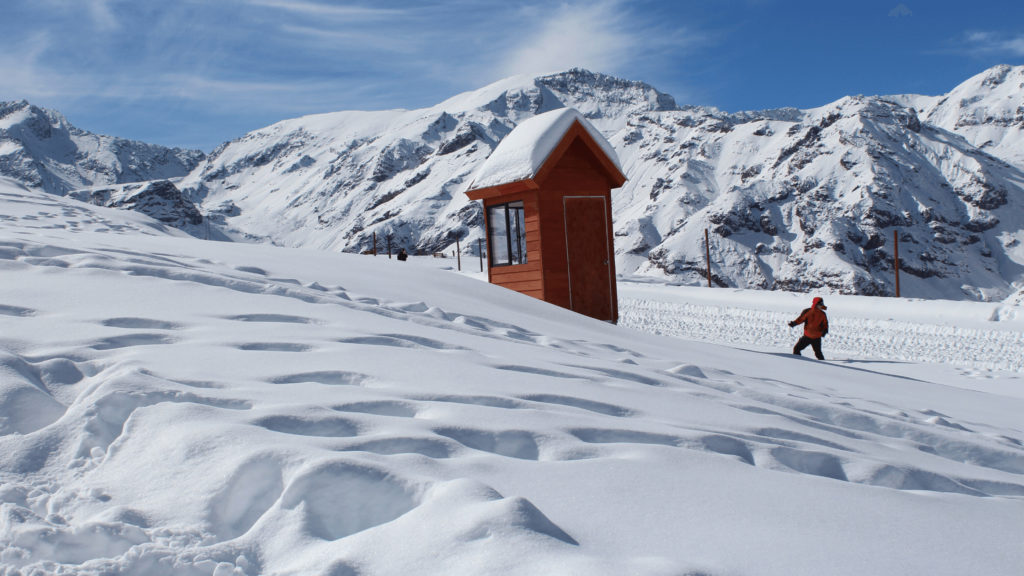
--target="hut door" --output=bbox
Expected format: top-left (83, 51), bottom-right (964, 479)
top-left (563, 196), bottom-right (613, 321)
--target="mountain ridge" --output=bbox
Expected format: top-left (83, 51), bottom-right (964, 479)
top-left (0, 100), bottom-right (204, 194)
top-left (2, 66), bottom-right (1023, 301)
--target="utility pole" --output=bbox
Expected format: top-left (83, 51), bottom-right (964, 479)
top-left (704, 228), bottom-right (712, 288)
top-left (893, 229), bottom-right (901, 298)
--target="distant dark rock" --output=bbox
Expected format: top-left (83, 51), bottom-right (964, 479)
top-left (74, 180), bottom-right (202, 227)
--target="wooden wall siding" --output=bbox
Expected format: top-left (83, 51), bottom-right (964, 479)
top-left (533, 123), bottom-right (626, 189)
top-left (485, 192), bottom-right (546, 301)
top-left (469, 124), bottom-right (623, 322)
top-left (490, 262), bottom-right (544, 298)
top-left (535, 139), bottom-right (613, 311)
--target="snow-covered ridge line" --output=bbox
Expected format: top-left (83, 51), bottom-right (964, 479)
top-left (3, 66), bottom-right (1024, 302)
top-left (180, 64), bottom-right (1024, 301)
top-left (0, 100), bottom-right (204, 194)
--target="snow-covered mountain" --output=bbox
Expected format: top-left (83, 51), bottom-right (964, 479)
top-left (174, 70), bottom-right (677, 252)
top-left (0, 100), bottom-right (204, 195)
top-left (895, 64), bottom-right (1024, 168)
top-left (170, 66), bottom-right (1023, 301)
top-left (614, 90), bottom-right (1024, 300)
top-left (2, 67), bottom-right (1023, 301)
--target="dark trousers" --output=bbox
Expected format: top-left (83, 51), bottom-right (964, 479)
top-left (793, 336), bottom-right (824, 360)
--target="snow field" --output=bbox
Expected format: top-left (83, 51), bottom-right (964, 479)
top-left (620, 292), bottom-right (1024, 372)
top-left (1, 181), bottom-right (1023, 576)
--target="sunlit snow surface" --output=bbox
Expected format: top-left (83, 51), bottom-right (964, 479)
top-left (1, 177), bottom-right (1023, 576)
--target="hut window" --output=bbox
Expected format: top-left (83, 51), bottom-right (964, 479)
top-left (487, 201), bottom-right (527, 266)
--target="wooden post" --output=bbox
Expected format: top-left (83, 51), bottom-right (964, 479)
top-left (372, 232), bottom-right (377, 256)
top-left (456, 239), bottom-right (462, 271)
top-left (893, 229), bottom-right (901, 298)
top-left (704, 228), bottom-right (712, 288)
top-left (478, 238), bottom-right (484, 272)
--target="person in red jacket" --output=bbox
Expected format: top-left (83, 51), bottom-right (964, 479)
top-left (789, 296), bottom-right (829, 359)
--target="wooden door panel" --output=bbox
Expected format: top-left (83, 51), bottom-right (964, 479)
top-left (564, 197), bottom-right (612, 321)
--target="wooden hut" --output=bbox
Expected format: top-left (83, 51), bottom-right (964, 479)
top-left (465, 108), bottom-right (626, 322)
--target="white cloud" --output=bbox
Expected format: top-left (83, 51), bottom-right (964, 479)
top-left (1005, 37), bottom-right (1024, 55)
top-left (888, 4), bottom-right (912, 18)
top-left (963, 31), bottom-right (1024, 56)
top-left (86, 0), bottom-right (120, 30)
top-left (244, 0), bottom-right (402, 20)
top-left (497, 1), bottom-right (636, 78)
top-left (278, 24), bottom-right (422, 54)
top-left (0, 32), bottom-right (68, 100)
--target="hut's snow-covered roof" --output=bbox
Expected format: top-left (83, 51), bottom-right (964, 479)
top-left (466, 108), bottom-right (622, 192)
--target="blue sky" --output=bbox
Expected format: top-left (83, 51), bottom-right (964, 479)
top-left (2, 0), bottom-right (1022, 152)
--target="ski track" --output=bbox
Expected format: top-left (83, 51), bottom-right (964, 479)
top-left (620, 298), bottom-right (1024, 372)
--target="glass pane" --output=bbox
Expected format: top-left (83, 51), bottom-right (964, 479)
top-left (511, 204), bottom-right (526, 265)
top-left (488, 204), bottom-right (509, 266)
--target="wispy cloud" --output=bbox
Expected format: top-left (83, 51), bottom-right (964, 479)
top-left (0, 0), bottom-right (703, 148)
top-left (0, 32), bottom-right (68, 100)
top-left (962, 31), bottom-right (1024, 56)
top-left (86, 0), bottom-right (120, 30)
top-left (888, 4), bottom-right (912, 18)
top-left (244, 0), bottom-right (403, 20)
top-left (277, 24), bottom-right (423, 54)
top-left (497, 1), bottom-right (636, 77)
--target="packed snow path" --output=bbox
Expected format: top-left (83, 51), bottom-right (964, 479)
top-left (620, 282), bottom-right (1024, 373)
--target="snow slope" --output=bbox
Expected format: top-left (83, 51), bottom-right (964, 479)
top-left (2, 177), bottom-right (1023, 576)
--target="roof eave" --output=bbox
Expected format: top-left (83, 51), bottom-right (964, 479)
top-left (465, 178), bottom-right (540, 201)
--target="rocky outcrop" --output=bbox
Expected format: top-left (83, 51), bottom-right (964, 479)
top-left (70, 180), bottom-right (203, 228)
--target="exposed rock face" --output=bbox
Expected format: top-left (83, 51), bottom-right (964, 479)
top-left (70, 180), bottom-right (203, 228)
top-left (611, 93), bottom-right (1024, 299)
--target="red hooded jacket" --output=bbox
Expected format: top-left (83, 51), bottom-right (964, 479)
top-left (791, 298), bottom-right (829, 338)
